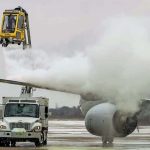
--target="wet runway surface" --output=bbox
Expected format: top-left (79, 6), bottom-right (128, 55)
top-left (1, 120), bottom-right (150, 149)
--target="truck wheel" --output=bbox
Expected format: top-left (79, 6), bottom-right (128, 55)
top-left (43, 139), bottom-right (47, 145)
top-left (35, 140), bottom-right (41, 147)
top-left (0, 141), bottom-right (5, 147)
top-left (35, 133), bottom-right (44, 147)
top-left (11, 141), bottom-right (16, 147)
top-left (5, 141), bottom-right (10, 147)
top-left (43, 137), bottom-right (47, 145)
top-left (43, 133), bottom-right (47, 145)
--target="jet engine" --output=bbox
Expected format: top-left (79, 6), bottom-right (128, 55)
top-left (85, 103), bottom-right (137, 143)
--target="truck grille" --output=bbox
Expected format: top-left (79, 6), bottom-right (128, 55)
top-left (10, 123), bottom-right (30, 130)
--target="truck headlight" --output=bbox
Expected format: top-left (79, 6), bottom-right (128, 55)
top-left (33, 126), bottom-right (41, 131)
top-left (0, 125), bottom-right (6, 129)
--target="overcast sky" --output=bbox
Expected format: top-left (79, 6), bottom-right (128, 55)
top-left (0, 0), bottom-right (150, 108)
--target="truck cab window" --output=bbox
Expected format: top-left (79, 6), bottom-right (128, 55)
top-left (18, 15), bottom-right (24, 29)
top-left (3, 15), bottom-right (17, 33)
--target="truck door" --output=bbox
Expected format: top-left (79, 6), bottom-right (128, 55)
top-left (45, 106), bottom-right (48, 126)
top-left (40, 105), bottom-right (48, 126)
top-left (0, 104), bottom-right (3, 120)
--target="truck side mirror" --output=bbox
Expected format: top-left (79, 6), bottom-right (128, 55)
top-left (45, 113), bottom-right (48, 118)
top-left (45, 107), bottom-right (48, 118)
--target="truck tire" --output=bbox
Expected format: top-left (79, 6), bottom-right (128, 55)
top-left (0, 141), bottom-right (5, 147)
top-left (35, 140), bottom-right (41, 147)
top-left (35, 133), bottom-right (44, 147)
top-left (11, 141), bottom-right (16, 147)
top-left (43, 133), bottom-right (47, 145)
top-left (5, 141), bottom-right (10, 147)
top-left (43, 139), bottom-right (47, 145)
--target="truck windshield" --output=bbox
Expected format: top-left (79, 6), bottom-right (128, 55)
top-left (2, 15), bottom-right (17, 33)
top-left (4, 103), bottom-right (39, 118)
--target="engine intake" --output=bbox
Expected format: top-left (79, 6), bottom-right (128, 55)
top-left (85, 103), bottom-right (137, 138)
top-left (113, 111), bottom-right (137, 136)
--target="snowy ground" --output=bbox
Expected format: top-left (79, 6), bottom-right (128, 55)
top-left (1, 120), bottom-right (150, 149)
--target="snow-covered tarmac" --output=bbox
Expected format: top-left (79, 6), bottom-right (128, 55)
top-left (2, 120), bottom-right (150, 149)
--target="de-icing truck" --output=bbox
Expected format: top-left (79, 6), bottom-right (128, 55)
top-left (0, 86), bottom-right (49, 147)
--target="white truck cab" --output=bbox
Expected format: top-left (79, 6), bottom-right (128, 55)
top-left (0, 86), bottom-right (49, 147)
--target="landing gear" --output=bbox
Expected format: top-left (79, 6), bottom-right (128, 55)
top-left (102, 136), bottom-right (114, 144)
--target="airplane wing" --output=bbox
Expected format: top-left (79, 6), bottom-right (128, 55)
top-left (0, 78), bottom-right (79, 95)
top-left (0, 78), bottom-right (102, 100)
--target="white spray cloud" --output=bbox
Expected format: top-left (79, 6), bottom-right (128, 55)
top-left (0, 48), bottom-right (5, 78)
top-left (87, 16), bottom-right (150, 113)
top-left (4, 16), bottom-right (150, 113)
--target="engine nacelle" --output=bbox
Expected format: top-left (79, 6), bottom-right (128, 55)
top-left (85, 103), bottom-right (137, 138)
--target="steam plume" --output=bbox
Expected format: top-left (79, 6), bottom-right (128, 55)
top-left (4, 16), bottom-right (150, 113)
top-left (0, 48), bottom-right (5, 78)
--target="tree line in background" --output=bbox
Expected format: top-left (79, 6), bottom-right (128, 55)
top-left (49, 106), bottom-right (84, 119)
top-left (49, 101), bottom-right (150, 125)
